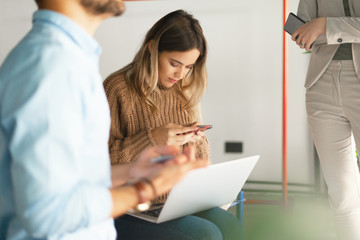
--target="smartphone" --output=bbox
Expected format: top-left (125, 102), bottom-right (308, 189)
top-left (150, 155), bottom-right (174, 163)
top-left (284, 13), bottom-right (313, 49)
top-left (284, 12), bottom-right (305, 36)
top-left (196, 125), bottom-right (213, 131)
top-left (177, 124), bottom-right (213, 135)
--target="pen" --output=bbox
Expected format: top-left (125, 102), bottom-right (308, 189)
top-left (150, 155), bottom-right (174, 163)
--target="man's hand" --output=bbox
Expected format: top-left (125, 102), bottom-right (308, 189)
top-left (128, 145), bottom-right (180, 180)
top-left (130, 145), bottom-right (208, 197)
top-left (149, 146), bottom-right (208, 197)
top-left (109, 146), bottom-right (208, 218)
top-left (292, 17), bottom-right (326, 52)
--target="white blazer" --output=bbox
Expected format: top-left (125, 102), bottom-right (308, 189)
top-left (297, 0), bottom-right (360, 88)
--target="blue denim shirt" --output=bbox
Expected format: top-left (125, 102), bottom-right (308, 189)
top-left (0, 10), bottom-right (115, 240)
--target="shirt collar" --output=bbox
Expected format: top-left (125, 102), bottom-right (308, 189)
top-left (33, 10), bottom-right (102, 56)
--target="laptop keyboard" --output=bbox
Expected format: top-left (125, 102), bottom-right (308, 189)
top-left (142, 207), bottom-right (163, 218)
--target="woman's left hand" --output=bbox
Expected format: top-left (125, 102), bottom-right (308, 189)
top-left (292, 17), bottom-right (326, 52)
top-left (151, 123), bottom-right (197, 146)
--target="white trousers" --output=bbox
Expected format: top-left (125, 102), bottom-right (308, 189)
top-left (306, 60), bottom-right (360, 240)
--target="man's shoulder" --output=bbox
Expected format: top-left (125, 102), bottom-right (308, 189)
top-left (6, 28), bottom-right (80, 72)
top-left (2, 30), bottom-right (74, 71)
top-left (0, 31), bottom-right (82, 105)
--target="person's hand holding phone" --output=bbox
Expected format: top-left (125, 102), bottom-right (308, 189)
top-left (151, 123), bottom-right (198, 146)
top-left (182, 123), bottom-right (212, 143)
top-left (128, 145), bottom-right (179, 180)
top-left (292, 17), bottom-right (326, 52)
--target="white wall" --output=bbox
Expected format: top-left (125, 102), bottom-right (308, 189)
top-left (0, 0), bottom-right (314, 189)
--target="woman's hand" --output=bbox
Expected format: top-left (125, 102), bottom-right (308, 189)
top-left (188, 127), bottom-right (205, 143)
top-left (151, 123), bottom-right (198, 146)
top-left (292, 17), bottom-right (326, 52)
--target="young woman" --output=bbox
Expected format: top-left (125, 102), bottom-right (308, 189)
top-left (104, 9), bottom-right (244, 240)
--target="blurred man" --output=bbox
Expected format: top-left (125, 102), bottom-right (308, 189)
top-left (0, 1), bottom-right (206, 239)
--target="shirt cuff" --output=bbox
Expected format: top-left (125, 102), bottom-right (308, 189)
top-left (86, 186), bottom-right (113, 225)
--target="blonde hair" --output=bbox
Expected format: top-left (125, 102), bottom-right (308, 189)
top-left (118, 9), bottom-right (208, 116)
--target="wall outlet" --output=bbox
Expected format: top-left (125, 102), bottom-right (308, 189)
top-left (225, 141), bottom-right (243, 153)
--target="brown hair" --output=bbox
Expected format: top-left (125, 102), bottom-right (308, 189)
top-left (118, 9), bottom-right (208, 115)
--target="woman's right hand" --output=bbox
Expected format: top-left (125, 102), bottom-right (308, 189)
top-left (151, 123), bottom-right (198, 146)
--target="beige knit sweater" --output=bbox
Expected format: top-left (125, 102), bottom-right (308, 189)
top-left (103, 71), bottom-right (210, 167)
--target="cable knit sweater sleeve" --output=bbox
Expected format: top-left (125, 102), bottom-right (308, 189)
top-left (103, 73), bottom-right (155, 165)
top-left (186, 105), bottom-right (210, 161)
top-left (192, 136), bottom-right (210, 160)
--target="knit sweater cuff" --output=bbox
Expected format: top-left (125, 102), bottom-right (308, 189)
top-left (146, 128), bottom-right (157, 146)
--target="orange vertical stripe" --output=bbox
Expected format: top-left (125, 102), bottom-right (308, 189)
top-left (282, 0), bottom-right (288, 206)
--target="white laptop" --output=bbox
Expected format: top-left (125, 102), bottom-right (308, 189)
top-left (127, 155), bottom-right (259, 223)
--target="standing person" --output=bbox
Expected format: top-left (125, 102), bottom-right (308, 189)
top-left (0, 1), bottom-right (207, 239)
top-left (292, 0), bottom-right (360, 239)
top-left (103, 9), bottom-right (244, 240)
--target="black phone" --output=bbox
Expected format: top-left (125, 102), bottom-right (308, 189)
top-left (284, 12), bottom-right (305, 36)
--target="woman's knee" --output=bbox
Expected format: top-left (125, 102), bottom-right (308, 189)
top-left (114, 214), bottom-right (223, 240)
top-left (168, 215), bottom-right (223, 240)
top-left (194, 207), bottom-right (244, 240)
top-left (195, 221), bottom-right (223, 240)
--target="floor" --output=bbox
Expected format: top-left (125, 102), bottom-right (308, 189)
top-left (228, 192), bottom-right (338, 240)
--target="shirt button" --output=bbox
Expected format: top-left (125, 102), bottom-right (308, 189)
top-left (338, 38), bottom-right (343, 43)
